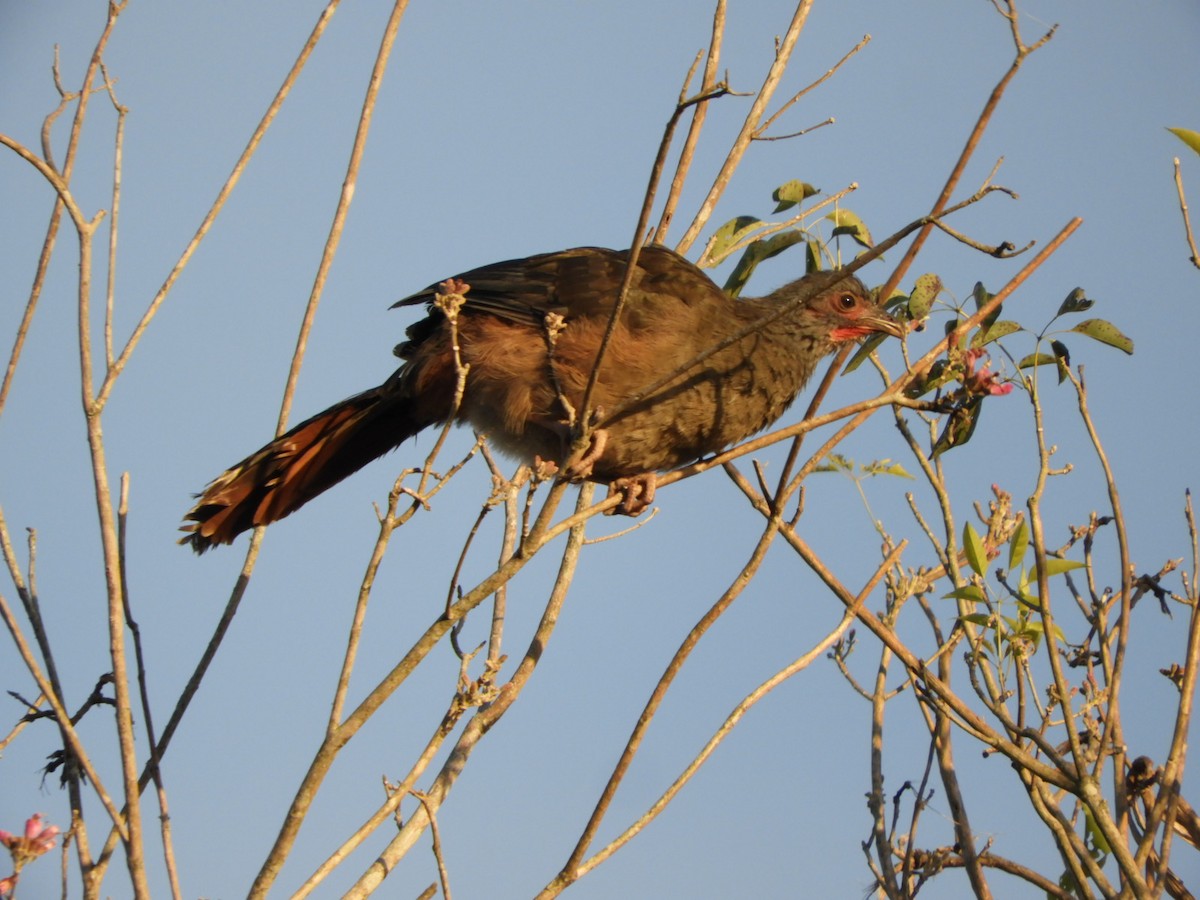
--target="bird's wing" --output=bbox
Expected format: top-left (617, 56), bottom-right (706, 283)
top-left (390, 245), bottom-right (723, 328)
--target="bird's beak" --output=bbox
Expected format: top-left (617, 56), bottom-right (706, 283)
top-left (861, 310), bottom-right (906, 339)
top-left (832, 310), bottom-right (906, 342)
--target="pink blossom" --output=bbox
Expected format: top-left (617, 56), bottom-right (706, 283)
top-left (0, 874), bottom-right (15, 896)
top-left (962, 348), bottom-right (1013, 396)
top-left (23, 815), bottom-right (58, 855)
top-left (1, 814), bottom-right (59, 869)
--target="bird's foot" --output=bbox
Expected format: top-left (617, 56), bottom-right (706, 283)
top-left (562, 426), bottom-right (608, 480)
top-left (535, 406), bottom-right (608, 480)
top-left (531, 456), bottom-right (560, 480)
top-left (605, 473), bottom-right (657, 517)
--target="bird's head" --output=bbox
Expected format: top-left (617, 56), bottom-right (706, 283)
top-left (796, 271), bottom-right (906, 344)
top-left (762, 269), bottom-right (905, 348)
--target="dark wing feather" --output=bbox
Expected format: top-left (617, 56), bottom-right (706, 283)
top-left (390, 245), bottom-right (726, 359)
top-left (392, 246), bottom-right (722, 319)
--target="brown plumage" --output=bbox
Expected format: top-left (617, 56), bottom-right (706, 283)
top-left (181, 245), bottom-right (902, 552)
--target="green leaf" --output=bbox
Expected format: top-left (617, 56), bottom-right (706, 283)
top-left (1070, 319), bottom-right (1134, 354)
top-left (861, 459), bottom-right (915, 479)
top-left (963, 522), bottom-right (987, 577)
top-left (944, 585), bottom-right (987, 602)
top-left (1009, 617), bottom-right (1046, 644)
top-left (1001, 615), bottom-right (1025, 635)
top-left (1084, 806), bottom-right (1113, 856)
top-left (1049, 340), bottom-right (1072, 383)
top-left (971, 320), bottom-right (1022, 348)
top-left (1015, 590), bottom-right (1042, 612)
top-left (843, 330), bottom-right (890, 374)
top-left (1057, 287), bottom-right (1095, 315)
top-left (968, 281), bottom-right (1003, 334)
top-left (1008, 519), bottom-right (1029, 570)
top-left (707, 215), bottom-right (764, 265)
top-left (904, 359), bottom-right (954, 398)
top-left (1021, 618), bottom-right (1066, 642)
top-left (890, 294), bottom-right (913, 315)
top-left (959, 612), bottom-right (994, 629)
top-left (932, 397), bottom-right (983, 457)
top-left (907, 273), bottom-right (942, 319)
top-left (805, 239), bottom-right (822, 274)
top-left (772, 179), bottom-right (820, 212)
top-left (722, 231), bottom-right (806, 297)
top-left (813, 453), bottom-right (853, 474)
top-left (826, 209), bottom-right (873, 248)
top-left (1041, 557), bottom-right (1085, 577)
top-left (1019, 339), bottom-right (1071, 378)
top-left (1168, 126), bottom-right (1200, 158)
top-left (1017, 352), bottom-right (1058, 370)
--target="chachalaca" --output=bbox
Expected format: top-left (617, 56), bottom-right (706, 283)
top-left (181, 245), bottom-right (902, 552)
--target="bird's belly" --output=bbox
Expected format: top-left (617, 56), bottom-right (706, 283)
top-left (588, 366), bottom-right (804, 476)
top-left (458, 322), bottom-right (807, 478)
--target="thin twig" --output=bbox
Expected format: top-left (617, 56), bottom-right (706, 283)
top-left (576, 73), bottom-right (733, 443)
top-left (0, 591), bottom-right (128, 841)
top-left (117, 475), bottom-right (183, 900)
top-left (342, 485), bottom-right (595, 898)
top-left (754, 33), bottom-right (869, 138)
top-left (676, 0), bottom-right (817, 254)
top-left (1063, 369), bottom-right (1138, 874)
top-left (245, 7), bottom-right (413, 892)
top-left (550, 516), bottom-right (784, 891)
top-left (94, 0), bottom-right (344, 412)
top-left (251, 464), bottom-right (585, 897)
top-left (0, 3), bottom-right (126, 419)
top-left (410, 791), bottom-right (452, 900)
top-left (294, 701), bottom-right (464, 897)
top-left (868, 642), bottom-right (899, 898)
top-left (1172, 158), bottom-right (1200, 269)
top-left (654, 0), bottom-right (725, 244)
top-left (100, 62), bottom-right (126, 370)
top-left (876, 6), bottom-right (1057, 304)
top-left (565, 546), bottom-right (899, 888)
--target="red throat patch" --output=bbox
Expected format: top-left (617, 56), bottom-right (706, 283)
top-left (830, 325), bottom-right (873, 342)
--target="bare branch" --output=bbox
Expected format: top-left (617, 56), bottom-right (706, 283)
top-left (1173, 158), bottom-right (1200, 270)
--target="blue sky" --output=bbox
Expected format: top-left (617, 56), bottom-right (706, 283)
top-left (1, 2), bottom-right (1198, 897)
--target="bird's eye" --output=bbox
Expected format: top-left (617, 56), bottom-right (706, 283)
top-left (836, 292), bottom-right (858, 311)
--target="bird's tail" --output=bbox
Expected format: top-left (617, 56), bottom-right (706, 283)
top-left (181, 385), bottom-right (430, 553)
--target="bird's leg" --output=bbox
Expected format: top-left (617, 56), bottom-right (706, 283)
top-left (537, 310), bottom-right (613, 479)
top-left (540, 310), bottom-right (577, 427)
top-left (605, 473), bottom-right (657, 516)
top-left (530, 406), bottom-right (610, 481)
top-left (563, 418), bottom-right (607, 479)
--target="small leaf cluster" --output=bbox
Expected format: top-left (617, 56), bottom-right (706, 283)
top-left (704, 187), bottom-right (1135, 462)
top-left (704, 179), bottom-right (873, 297)
top-left (813, 453), bottom-right (914, 480)
top-left (947, 519), bottom-right (1080, 667)
top-left (1016, 287), bottom-right (1133, 384)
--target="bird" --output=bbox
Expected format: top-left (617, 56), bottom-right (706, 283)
top-left (180, 245), bottom-right (903, 552)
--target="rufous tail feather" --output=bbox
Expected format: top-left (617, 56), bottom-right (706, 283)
top-left (181, 387), bottom-right (427, 553)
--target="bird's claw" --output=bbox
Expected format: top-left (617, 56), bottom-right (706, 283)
top-left (605, 473), bottom-right (656, 517)
top-left (532, 456), bottom-right (560, 481)
top-left (562, 426), bottom-right (607, 480)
